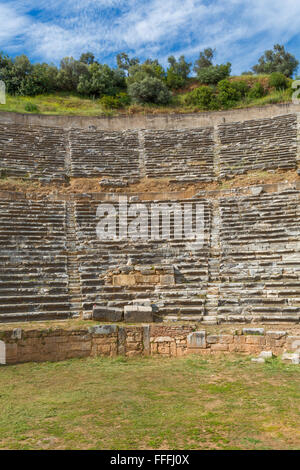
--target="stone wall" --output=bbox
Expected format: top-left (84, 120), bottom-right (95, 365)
top-left (1, 324), bottom-right (300, 365)
top-left (0, 103), bottom-right (299, 130)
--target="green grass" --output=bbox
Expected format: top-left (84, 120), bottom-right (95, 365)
top-left (0, 93), bottom-right (114, 116)
top-left (0, 355), bottom-right (299, 450)
top-left (0, 85), bottom-right (293, 117)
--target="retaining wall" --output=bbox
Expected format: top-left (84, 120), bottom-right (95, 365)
top-left (1, 324), bottom-right (300, 365)
top-left (0, 103), bottom-right (299, 130)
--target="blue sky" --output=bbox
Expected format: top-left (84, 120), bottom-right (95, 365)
top-left (0, 0), bottom-right (300, 74)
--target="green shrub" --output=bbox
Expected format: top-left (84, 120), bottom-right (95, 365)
top-left (269, 72), bottom-right (289, 90)
top-left (248, 82), bottom-right (265, 99)
top-left (197, 63), bottom-right (231, 85)
top-left (99, 92), bottom-right (130, 109)
top-left (216, 79), bottom-right (242, 108)
top-left (231, 80), bottom-right (249, 98)
top-left (185, 86), bottom-right (217, 110)
top-left (24, 102), bottom-right (39, 113)
top-left (128, 77), bottom-right (171, 105)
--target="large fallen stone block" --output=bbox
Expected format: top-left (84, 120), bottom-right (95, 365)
top-left (124, 305), bottom-right (153, 323)
top-left (259, 351), bottom-right (274, 359)
top-left (282, 352), bottom-right (300, 364)
top-left (251, 358), bottom-right (265, 363)
top-left (93, 307), bottom-right (123, 322)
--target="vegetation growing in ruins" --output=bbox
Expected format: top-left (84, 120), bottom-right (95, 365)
top-left (0, 355), bottom-right (299, 450)
top-left (0, 44), bottom-right (298, 115)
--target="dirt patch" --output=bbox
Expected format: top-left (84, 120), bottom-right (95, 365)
top-left (0, 169), bottom-right (299, 199)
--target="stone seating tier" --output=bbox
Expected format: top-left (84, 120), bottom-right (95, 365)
top-left (0, 114), bottom-right (298, 182)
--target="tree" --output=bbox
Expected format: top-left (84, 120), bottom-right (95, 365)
top-left (57, 57), bottom-right (89, 91)
top-left (196, 63), bottom-right (231, 85)
top-left (80, 52), bottom-right (95, 65)
top-left (126, 59), bottom-right (166, 85)
top-left (0, 54), bottom-right (32, 95)
top-left (194, 48), bottom-right (231, 84)
top-left (77, 63), bottom-right (126, 97)
top-left (128, 76), bottom-right (171, 105)
top-left (20, 63), bottom-right (58, 95)
top-left (116, 53), bottom-right (140, 74)
top-left (193, 48), bottom-right (215, 74)
top-left (166, 55), bottom-right (191, 89)
top-left (252, 44), bottom-right (299, 78)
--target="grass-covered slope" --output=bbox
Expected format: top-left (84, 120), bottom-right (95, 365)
top-left (0, 75), bottom-right (293, 116)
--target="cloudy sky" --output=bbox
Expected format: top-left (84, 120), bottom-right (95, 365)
top-left (0, 0), bottom-right (300, 74)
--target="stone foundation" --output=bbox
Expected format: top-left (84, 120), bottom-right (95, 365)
top-left (1, 324), bottom-right (300, 365)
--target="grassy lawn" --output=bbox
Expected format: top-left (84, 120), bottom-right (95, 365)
top-left (0, 355), bottom-right (299, 450)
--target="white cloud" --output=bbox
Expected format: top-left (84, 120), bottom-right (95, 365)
top-left (0, 4), bottom-right (29, 45)
top-left (0, 0), bottom-right (299, 73)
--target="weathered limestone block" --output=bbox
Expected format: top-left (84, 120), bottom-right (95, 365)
top-left (259, 351), bottom-right (274, 359)
top-left (160, 274), bottom-right (175, 286)
top-left (88, 325), bottom-right (118, 335)
top-left (242, 328), bottom-right (265, 335)
top-left (245, 336), bottom-right (265, 346)
top-left (282, 352), bottom-right (300, 364)
top-left (11, 329), bottom-right (22, 340)
top-left (187, 331), bottom-right (206, 349)
top-left (210, 343), bottom-right (229, 352)
top-left (124, 305), bottom-right (153, 323)
top-left (285, 336), bottom-right (300, 352)
top-left (266, 331), bottom-right (287, 339)
top-left (219, 334), bottom-right (234, 344)
top-left (0, 340), bottom-right (6, 365)
top-left (206, 334), bottom-right (219, 344)
top-left (93, 307), bottom-right (123, 322)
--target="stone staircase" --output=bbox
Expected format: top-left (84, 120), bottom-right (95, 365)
top-left (65, 202), bottom-right (82, 318)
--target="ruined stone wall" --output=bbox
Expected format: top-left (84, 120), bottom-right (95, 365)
top-left (1, 324), bottom-right (300, 365)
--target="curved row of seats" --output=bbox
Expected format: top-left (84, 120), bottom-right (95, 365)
top-left (0, 199), bottom-right (71, 322)
top-left (0, 114), bottom-right (297, 182)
